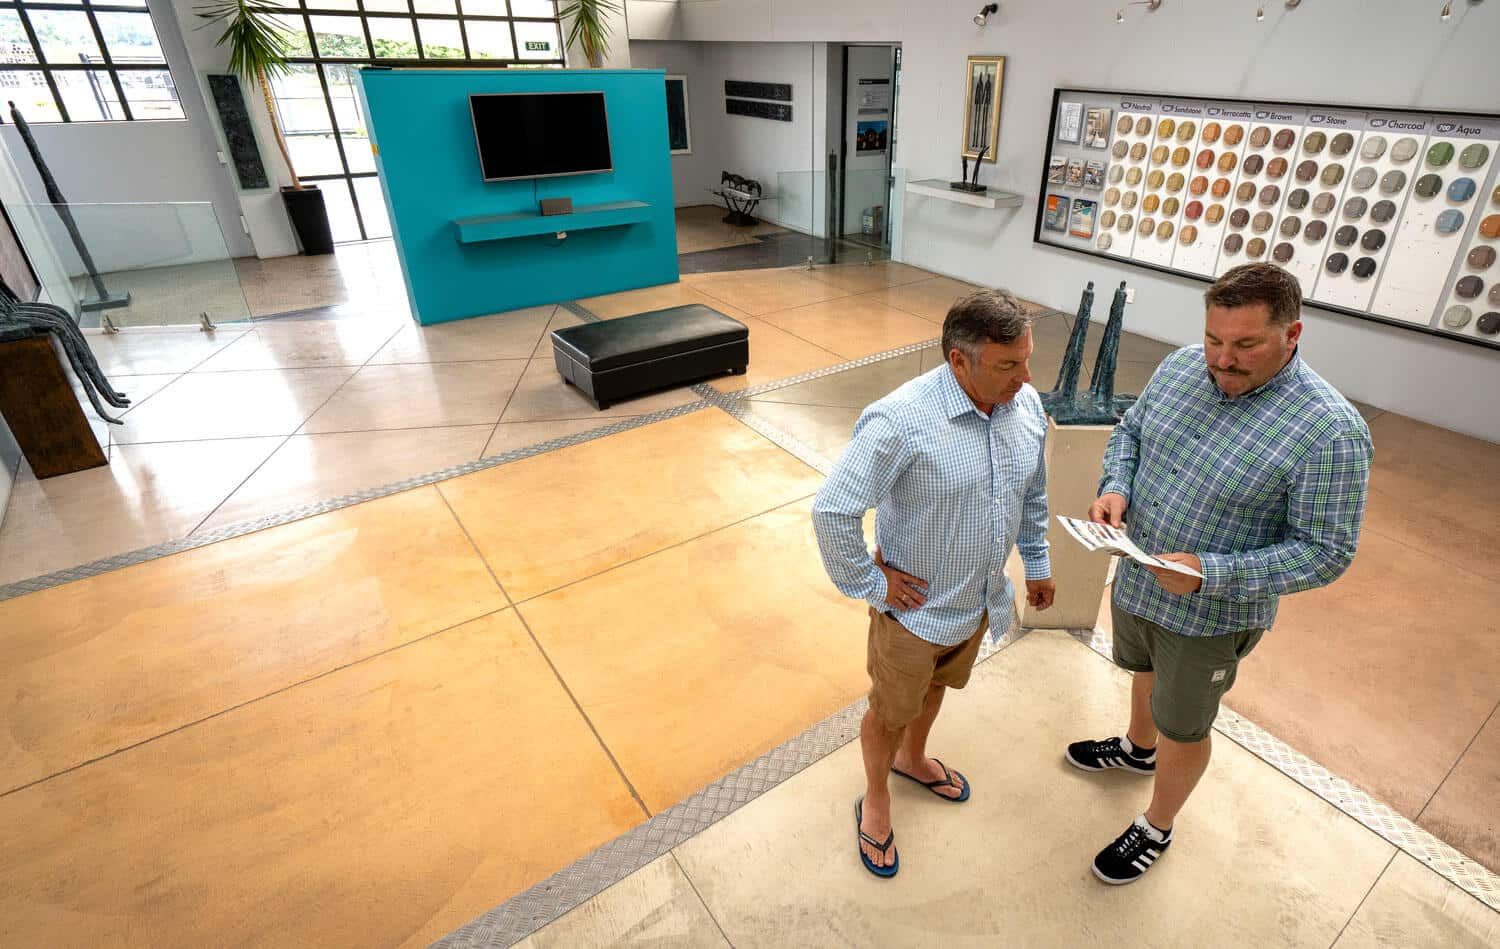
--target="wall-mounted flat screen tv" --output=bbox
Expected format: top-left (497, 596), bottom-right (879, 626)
top-left (469, 91), bottom-right (613, 182)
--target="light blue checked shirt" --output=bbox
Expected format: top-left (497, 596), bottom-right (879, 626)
top-left (1101, 346), bottom-right (1372, 637)
top-left (812, 364), bottom-right (1051, 647)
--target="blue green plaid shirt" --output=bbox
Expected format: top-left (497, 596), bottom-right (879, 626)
top-left (1101, 346), bottom-right (1372, 637)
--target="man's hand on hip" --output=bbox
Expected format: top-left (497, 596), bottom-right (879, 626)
top-left (1026, 578), bottom-right (1056, 611)
top-left (1146, 553), bottom-right (1203, 595)
top-left (875, 547), bottom-right (928, 610)
top-left (1090, 492), bottom-right (1128, 528)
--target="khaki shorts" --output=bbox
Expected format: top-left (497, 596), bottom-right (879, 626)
top-left (866, 608), bottom-right (988, 730)
top-left (1111, 602), bottom-right (1264, 743)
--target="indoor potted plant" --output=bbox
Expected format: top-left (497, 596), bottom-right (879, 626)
top-left (196, 0), bottom-right (335, 255)
top-left (559, 0), bottom-right (622, 68)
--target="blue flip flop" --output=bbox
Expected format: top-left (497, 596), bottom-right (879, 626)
top-left (854, 797), bottom-right (899, 878)
top-left (891, 757), bottom-right (970, 803)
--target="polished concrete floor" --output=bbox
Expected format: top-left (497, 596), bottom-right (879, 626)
top-left (522, 633), bottom-right (1498, 949)
top-left (1, 227), bottom-right (1496, 946)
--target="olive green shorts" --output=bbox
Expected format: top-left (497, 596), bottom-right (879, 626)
top-left (1111, 602), bottom-right (1264, 743)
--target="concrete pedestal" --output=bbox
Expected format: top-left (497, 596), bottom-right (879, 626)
top-left (1007, 418), bottom-right (1115, 630)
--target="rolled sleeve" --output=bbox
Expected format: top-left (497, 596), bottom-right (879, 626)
top-left (811, 407), bottom-right (911, 609)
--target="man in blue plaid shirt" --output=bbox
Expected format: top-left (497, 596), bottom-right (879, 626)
top-left (813, 289), bottom-right (1055, 879)
top-left (1067, 263), bottom-right (1372, 885)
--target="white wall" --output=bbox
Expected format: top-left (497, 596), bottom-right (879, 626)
top-left (1, 0), bottom-right (253, 260)
top-left (167, 0), bottom-right (298, 259)
top-left (630, 39), bottom-right (833, 234)
top-left (625, 40), bottom-right (717, 208)
top-left (643, 0), bottom-right (1500, 442)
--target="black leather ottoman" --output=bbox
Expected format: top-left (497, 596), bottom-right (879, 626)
top-left (551, 304), bottom-right (749, 410)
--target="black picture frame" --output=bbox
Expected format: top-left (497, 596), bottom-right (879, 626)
top-left (207, 74), bottom-right (270, 192)
top-left (725, 80), bottom-right (792, 102)
top-left (666, 75), bottom-right (691, 154)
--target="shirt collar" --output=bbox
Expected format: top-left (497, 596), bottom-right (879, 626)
top-left (939, 363), bottom-right (1008, 419)
top-left (1211, 348), bottom-right (1302, 402)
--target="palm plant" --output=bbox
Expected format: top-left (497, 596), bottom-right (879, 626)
top-left (558, 0), bottom-right (622, 68)
top-left (195, 0), bottom-right (302, 189)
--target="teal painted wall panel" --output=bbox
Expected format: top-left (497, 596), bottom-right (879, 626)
top-left (357, 68), bottom-right (679, 325)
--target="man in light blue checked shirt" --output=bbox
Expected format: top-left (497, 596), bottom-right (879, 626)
top-left (1067, 263), bottom-right (1372, 886)
top-left (812, 289), bottom-right (1055, 879)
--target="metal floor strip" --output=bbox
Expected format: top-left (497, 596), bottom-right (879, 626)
top-left (0, 324), bottom-right (934, 600)
top-left (433, 621), bottom-right (1033, 949)
top-left (17, 301), bottom-right (1499, 927)
top-left (1067, 626), bottom-right (1500, 913)
top-left (433, 401), bottom-right (1499, 946)
top-left (0, 401), bottom-right (713, 602)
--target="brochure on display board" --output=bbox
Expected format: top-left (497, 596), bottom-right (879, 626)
top-left (1034, 87), bottom-right (1500, 351)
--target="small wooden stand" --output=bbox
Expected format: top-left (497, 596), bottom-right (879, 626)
top-left (0, 329), bottom-right (108, 478)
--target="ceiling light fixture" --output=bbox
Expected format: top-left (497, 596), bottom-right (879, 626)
top-left (1115, 0), bottom-right (1162, 23)
top-left (1256, 5), bottom-right (1265, 19)
top-left (973, 3), bottom-right (999, 26)
top-left (1441, 0), bottom-right (1452, 17)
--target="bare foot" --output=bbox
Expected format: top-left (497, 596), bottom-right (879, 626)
top-left (858, 794), bottom-right (896, 868)
top-left (892, 754), bottom-right (967, 800)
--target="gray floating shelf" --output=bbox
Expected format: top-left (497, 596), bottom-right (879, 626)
top-left (453, 200), bottom-right (651, 243)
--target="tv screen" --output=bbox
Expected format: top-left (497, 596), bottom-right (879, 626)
top-left (469, 91), bottom-right (613, 182)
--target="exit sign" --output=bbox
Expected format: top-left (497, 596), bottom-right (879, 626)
top-left (525, 40), bottom-right (550, 51)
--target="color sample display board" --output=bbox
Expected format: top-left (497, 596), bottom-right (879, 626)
top-left (1035, 88), bottom-right (1500, 350)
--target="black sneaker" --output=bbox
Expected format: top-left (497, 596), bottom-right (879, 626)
top-left (1066, 736), bottom-right (1156, 775)
top-left (1093, 816), bottom-right (1172, 885)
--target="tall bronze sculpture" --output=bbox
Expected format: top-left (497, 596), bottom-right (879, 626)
top-left (7, 103), bottom-right (130, 313)
top-left (1043, 280), bottom-right (1139, 426)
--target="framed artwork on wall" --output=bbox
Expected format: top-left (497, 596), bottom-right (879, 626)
top-left (961, 55), bottom-right (1004, 163)
top-left (666, 75), bottom-right (692, 154)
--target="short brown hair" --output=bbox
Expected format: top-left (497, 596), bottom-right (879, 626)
top-left (942, 288), bottom-right (1032, 360)
top-left (1204, 263), bottom-right (1303, 326)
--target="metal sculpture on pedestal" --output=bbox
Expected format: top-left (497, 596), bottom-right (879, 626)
top-left (0, 276), bottom-right (129, 424)
top-left (1040, 279), bottom-right (1094, 415)
top-left (7, 102), bottom-right (129, 313)
top-left (1042, 280), bottom-right (1139, 426)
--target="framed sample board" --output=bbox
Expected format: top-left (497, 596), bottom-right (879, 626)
top-left (1034, 88), bottom-right (1500, 350)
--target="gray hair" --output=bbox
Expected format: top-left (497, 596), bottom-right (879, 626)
top-left (941, 288), bottom-right (1032, 361)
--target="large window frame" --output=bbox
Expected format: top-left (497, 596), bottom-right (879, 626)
top-left (267, 0), bottom-right (565, 242)
top-left (0, 0), bottom-right (181, 123)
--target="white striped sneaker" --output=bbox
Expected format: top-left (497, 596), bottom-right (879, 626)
top-left (1066, 736), bottom-right (1156, 775)
top-left (1093, 816), bottom-right (1172, 885)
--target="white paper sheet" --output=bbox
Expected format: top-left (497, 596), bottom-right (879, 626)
top-left (1057, 515), bottom-right (1205, 579)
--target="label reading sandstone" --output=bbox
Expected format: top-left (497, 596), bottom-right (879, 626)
top-left (1158, 99), bottom-right (1208, 118)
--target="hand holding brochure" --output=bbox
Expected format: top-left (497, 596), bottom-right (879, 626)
top-left (1056, 515), bottom-right (1205, 579)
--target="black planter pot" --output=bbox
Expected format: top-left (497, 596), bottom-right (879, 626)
top-left (281, 185), bottom-right (335, 255)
